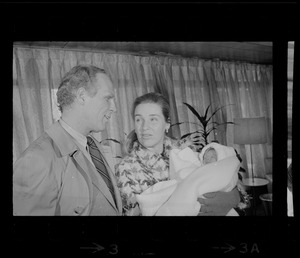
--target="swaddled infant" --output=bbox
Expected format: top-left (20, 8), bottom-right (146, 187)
top-left (196, 143), bottom-right (239, 216)
top-left (136, 142), bottom-right (240, 216)
top-left (202, 147), bottom-right (218, 164)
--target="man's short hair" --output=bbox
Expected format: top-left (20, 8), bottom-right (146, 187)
top-left (57, 65), bottom-right (107, 112)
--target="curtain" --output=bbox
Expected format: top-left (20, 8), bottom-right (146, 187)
top-left (13, 46), bottom-right (273, 179)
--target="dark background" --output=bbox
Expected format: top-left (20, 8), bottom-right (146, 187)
top-left (4, 1), bottom-right (298, 256)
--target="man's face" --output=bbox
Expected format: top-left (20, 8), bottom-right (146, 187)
top-left (84, 73), bottom-right (116, 133)
top-left (134, 103), bottom-right (170, 153)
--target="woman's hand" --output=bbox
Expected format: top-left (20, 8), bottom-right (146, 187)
top-left (197, 187), bottom-right (240, 216)
top-left (179, 133), bottom-right (204, 152)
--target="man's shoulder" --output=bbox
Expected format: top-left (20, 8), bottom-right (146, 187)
top-left (15, 122), bottom-right (65, 162)
top-left (13, 134), bottom-right (61, 176)
top-left (17, 132), bottom-right (57, 160)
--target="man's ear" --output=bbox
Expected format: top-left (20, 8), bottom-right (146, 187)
top-left (76, 87), bottom-right (86, 105)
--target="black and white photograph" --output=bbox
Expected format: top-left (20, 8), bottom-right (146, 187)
top-left (7, 1), bottom-right (297, 257)
top-left (12, 41), bottom-right (275, 217)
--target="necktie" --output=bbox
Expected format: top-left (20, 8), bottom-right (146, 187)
top-left (87, 136), bottom-right (116, 205)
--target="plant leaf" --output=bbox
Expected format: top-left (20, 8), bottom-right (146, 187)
top-left (100, 138), bottom-right (121, 144)
top-left (206, 127), bottom-right (217, 135)
top-left (170, 121), bottom-right (206, 130)
top-left (170, 122), bottom-right (185, 128)
top-left (207, 106), bottom-right (223, 122)
top-left (180, 131), bottom-right (201, 139)
top-left (183, 102), bottom-right (204, 123)
top-left (239, 167), bottom-right (246, 173)
top-left (203, 104), bottom-right (211, 121)
top-left (180, 132), bottom-right (194, 139)
top-left (211, 121), bottom-right (235, 126)
top-left (206, 104), bottom-right (234, 123)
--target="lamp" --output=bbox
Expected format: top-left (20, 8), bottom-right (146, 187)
top-left (234, 117), bottom-right (268, 181)
top-left (234, 117), bottom-right (269, 215)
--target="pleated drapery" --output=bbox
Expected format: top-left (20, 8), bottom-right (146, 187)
top-left (13, 46), bottom-right (273, 178)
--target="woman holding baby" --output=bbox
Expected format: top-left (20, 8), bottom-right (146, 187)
top-left (115, 92), bottom-right (248, 216)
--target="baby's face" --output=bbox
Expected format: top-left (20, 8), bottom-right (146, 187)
top-left (203, 148), bottom-right (218, 165)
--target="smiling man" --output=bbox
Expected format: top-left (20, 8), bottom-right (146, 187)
top-left (13, 65), bottom-right (123, 216)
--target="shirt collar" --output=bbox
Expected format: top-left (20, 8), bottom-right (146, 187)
top-left (59, 118), bottom-right (87, 149)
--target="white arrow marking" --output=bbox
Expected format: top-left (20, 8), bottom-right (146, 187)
top-left (212, 242), bottom-right (235, 253)
top-left (220, 242), bottom-right (235, 253)
top-left (80, 242), bottom-right (105, 253)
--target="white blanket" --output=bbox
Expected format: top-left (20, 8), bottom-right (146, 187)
top-left (136, 144), bottom-right (240, 216)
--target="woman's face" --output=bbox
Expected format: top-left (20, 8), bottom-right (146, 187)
top-left (134, 102), bottom-right (170, 153)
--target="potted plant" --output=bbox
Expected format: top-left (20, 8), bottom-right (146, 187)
top-left (171, 103), bottom-right (234, 151)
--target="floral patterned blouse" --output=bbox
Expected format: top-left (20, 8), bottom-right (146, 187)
top-left (115, 136), bottom-right (185, 216)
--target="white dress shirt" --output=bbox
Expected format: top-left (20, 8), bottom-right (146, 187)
top-left (59, 118), bottom-right (94, 166)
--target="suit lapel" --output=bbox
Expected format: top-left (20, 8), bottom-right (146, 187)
top-left (69, 151), bottom-right (94, 215)
top-left (46, 121), bottom-right (120, 214)
top-left (46, 122), bottom-right (94, 214)
top-left (100, 151), bottom-right (123, 213)
top-left (74, 145), bottom-right (119, 212)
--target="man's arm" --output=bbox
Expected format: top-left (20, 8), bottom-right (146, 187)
top-left (197, 187), bottom-right (240, 216)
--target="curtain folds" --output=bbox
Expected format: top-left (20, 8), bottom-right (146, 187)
top-left (13, 47), bottom-right (273, 178)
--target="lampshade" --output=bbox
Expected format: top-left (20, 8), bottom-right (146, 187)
top-left (234, 117), bottom-right (267, 144)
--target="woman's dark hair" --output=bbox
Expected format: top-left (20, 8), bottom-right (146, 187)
top-left (131, 92), bottom-right (170, 123)
top-left (123, 129), bottom-right (138, 155)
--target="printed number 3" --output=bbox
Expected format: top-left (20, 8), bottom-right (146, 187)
top-left (109, 244), bottom-right (118, 255)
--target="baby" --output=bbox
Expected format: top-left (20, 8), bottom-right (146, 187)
top-left (136, 142), bottom-right (240, 216)
top-left (199, 142), bottom-right (237, 165)
top-left (202, 147), bottom-right (218, 165)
